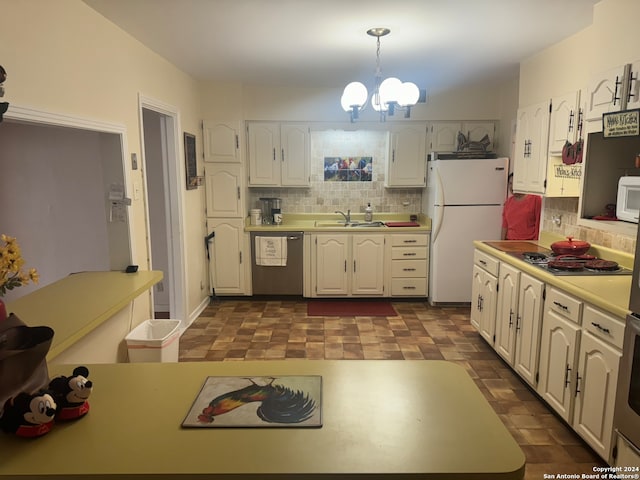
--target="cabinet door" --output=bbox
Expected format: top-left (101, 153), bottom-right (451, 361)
top-left (626, 61), bottom-right (640, 112)
top-left (495, 263), bottom-right (520, 365)
top-left (513, 101), bottom-right (549, 194)
top-left (548, 91), bottom-right (580, 155)
top-left (247, 123), bottom-right (280, 186)
top-left (585, 64), bottom-right (627, 121)
top-left (203, 121), bottom-right (241, 163)
top-left (428, 122), bottom-right (460, 152)
top-left (537, 311), bottom-right (580, 422)
top-left (514, 273), bottom-right (544, 386)
top-left (478, 271), bottom-right (498, 345)
top-left (387, 124), bottom-right (427, 187)
top-left (206, 218), bottom-right (246, 295)
top-left (462, 121), bottom-right (496, 151)
top-left (315, 234), bottom-right (349, 296)
top-left (281, 124), bottom-right (310, 186)
top-left (470, 265), bottom-right (484, 331)
top-left (204, 164), bottom-right (242, 217)
top-left (352, 235), bottom-right (385, 295)
top-left (573, 331), bottom-right (621, 461)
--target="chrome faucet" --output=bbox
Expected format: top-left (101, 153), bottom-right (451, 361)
top-left (335, 209), bottom-right (351, 224)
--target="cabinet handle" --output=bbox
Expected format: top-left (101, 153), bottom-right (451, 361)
top-left (476, 294), bottom-right (482, 311)
top-left (353, 260), bottom-right (356, 273)
top-left (628, 71), bottom-right (638, 104)
top-left (577, 108), bottom-right (584, 137)
top-left (403, 253), bottom-right (417, 257)
top-left (614, 75), bottom-right (622, 106)
top-left (403, 240), bottom-right (417, 243)
top-left (564, 364), bottom-right (571, 387)
top-left (590, 322), bottom-right (611, 335)
top-left (392, 149), bottom-right (396, 163)
top-left (575, 373), bottom-right (582, 397)
top-left (344, 260), bottom-right (347, 272)
top-left (479, 259), bottom-right (487, 266)
top-left (515, 315), bottom-right (521, 332)
top-left (272, 148), bottom-right (276, 161)
top-left (479, 295), bottom-right (484, 312)
top-left (553, 300), bottom-right (569, 312)
top-left (568, 110), bottom-right (574, 132)
top-left (281, 148), bottom-right (285, 162)
top-left (508, 309), bottom-right (513, 328)
top-left (403, 286), bottom-right (416, 290)
top-left (403, 268), bottom-right (416, 272)
top-left (237, 186), bottom-right (240, 199)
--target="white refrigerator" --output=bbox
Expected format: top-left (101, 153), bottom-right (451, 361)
top-left (426, 157), bottom-right (509, 305)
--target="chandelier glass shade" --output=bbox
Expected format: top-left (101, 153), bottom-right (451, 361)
top-left (341, 28), bottom-right (420, 122)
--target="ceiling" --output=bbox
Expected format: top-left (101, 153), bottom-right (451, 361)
top-left (83, 0), bottom-right (600, 94)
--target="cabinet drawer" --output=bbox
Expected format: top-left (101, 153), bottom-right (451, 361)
top-left (473, 250), bottom-right (499, 276)
top-left (546, 287), bottom-right (582, 324)
top-left (391, 234), bottom-right (428, 247)
top-left (391, 278), bottom-right (427, 296)
top-left (391, 259), bottom-right (427, 278)
top-left (583, 305), bottom-right (625, 350)
top-left (391, 246), bottom-right (427, 260)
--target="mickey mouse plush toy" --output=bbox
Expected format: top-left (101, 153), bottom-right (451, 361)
top-left (0, 391), bottom-right (57, 437)
top-left (48, 366), bottom-right (93, 421)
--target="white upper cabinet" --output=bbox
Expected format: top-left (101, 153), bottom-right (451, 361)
top-left (247, 122), bottom-right (310, 187)
top-left (386, 124), bottom-right (427, 187)
top-left (548, 90), bottom-right (582, 155)
top-left (203, 121), bottom-right (242, 163)
top-left (585, 64), bottom-right (628, 121)
top-left (512, 101), bottom-right (550, 195)
top-left (427, 121), bottom-right (496, 153)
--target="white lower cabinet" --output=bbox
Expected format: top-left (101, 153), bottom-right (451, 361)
top-left (472, 251), bottom-right (627, 464)
top-left (494, 262), bottom-right (520, 364)
top-left (313, 233), bottom-right (385, 297)
top-left (537, 288), bottom-right (623, 463)
top-left (512, 273), bottom-right (545, 386)
top-left (470, 250), bottom-right (499, 344)
top-left (389, 233), bottom-right (429, 297)
top-left (206, 218), bottom-right (248, 295)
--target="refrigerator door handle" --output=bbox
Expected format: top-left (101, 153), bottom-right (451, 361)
top-left (432, 204), bottom-right (444, 243)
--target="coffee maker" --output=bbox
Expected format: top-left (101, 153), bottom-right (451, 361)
top-left (259, 197), bottom-right (282, 225)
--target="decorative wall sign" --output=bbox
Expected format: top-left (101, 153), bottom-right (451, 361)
top-left (182, 376), bottom-right (322, 428)
top-left (324, 156), bottom-right (372, 182)
top-left (183, 132), bottom-right (198, 190)
top-left (603, 109), bottom-right (640, 138)
top-left (553, 163), bottom-right (582, 179)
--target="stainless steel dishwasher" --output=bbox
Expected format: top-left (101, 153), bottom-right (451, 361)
top-left (250, 231), bottom-right (304, 295)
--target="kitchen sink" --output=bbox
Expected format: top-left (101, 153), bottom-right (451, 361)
top-left (314, 220), bottom-right (386, 228)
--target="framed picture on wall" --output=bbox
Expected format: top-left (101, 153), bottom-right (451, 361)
top-left (184, 132), bottom-right (198, 190)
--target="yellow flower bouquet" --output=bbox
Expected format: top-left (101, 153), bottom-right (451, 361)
top-left (0, 234), bottom-right (39, 296)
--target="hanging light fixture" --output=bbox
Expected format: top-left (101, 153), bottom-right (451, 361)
top-left (341, 28), bottom-right (420, 122)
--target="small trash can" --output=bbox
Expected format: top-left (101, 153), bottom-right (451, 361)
top-left (125, 319), bottom-right (181, 363)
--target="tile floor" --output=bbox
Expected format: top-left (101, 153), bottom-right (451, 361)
top-left (178, 298), bottom-right (606, 479)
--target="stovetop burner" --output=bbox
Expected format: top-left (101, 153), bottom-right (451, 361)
top-left (510, 251), bottom-right (632, 276)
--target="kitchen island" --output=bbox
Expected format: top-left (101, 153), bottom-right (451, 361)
top-left (0, 360), bottom-right (525, 479)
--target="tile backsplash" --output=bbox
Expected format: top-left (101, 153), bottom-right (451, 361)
top-left (248, 129), bottom-right (423, 216)
top-left (542, 197), bottom-right (637, 253)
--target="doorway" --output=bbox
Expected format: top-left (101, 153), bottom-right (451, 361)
top-left (139, 96), bottom-right (187, 327)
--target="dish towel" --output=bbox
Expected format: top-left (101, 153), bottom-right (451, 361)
top-left (255, 237), bottom-right (288, 266)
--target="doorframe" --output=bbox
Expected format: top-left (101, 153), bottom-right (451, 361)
top-left (137, 94), bottom-right (187, 325)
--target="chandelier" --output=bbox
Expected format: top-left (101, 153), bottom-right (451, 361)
top-left (341, 28), bottom-right (420, 122)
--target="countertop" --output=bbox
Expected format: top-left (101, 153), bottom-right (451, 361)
top-left (5, 270), bottom-right (163, 361)
top-left (243, 213), bottom-right (432, 232)
top-left (0, 360), bottom-right (525, 479)
top-left (474, 233), bottom-right (633, 318)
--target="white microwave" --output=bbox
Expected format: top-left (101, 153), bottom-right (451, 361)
top-left (617, 176), bottom-right (640, 223)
